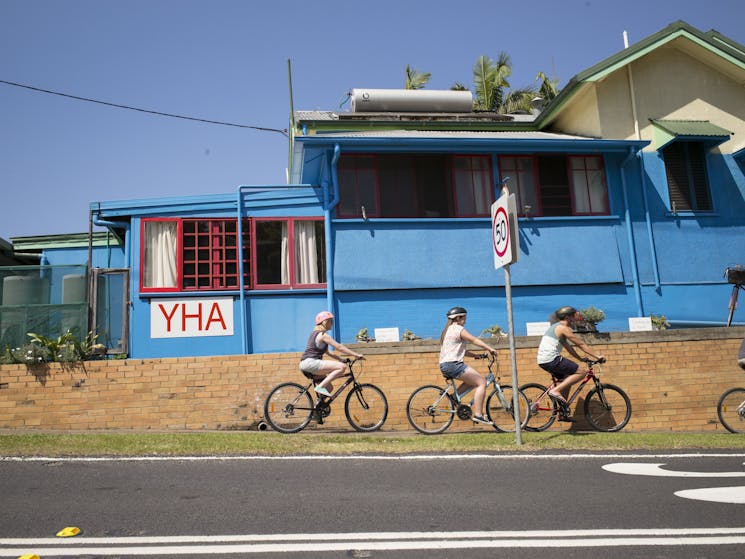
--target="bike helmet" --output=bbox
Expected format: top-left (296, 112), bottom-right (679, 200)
top-left (315, 311), bottom-right (334, 324)
top-left (446, 306), bottom-right (468, 319)
top-left (555, 306), bottom-right (578, 320)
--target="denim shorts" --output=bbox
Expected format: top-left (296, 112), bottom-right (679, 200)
top-left (538, 356), bottom-right (579, 380)
top-left (440, 361), bottom-right (467, 379)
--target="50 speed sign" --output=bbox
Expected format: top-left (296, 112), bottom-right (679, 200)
top-left (491, 193), bottom-right (519, 269)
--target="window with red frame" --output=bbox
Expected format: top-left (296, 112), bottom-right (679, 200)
top-left (140, 217), bottom-right (325, 292)
top-left (498, 154), bottom-right (609, 216)
top-left (337, 154), bottom-right (493, 218)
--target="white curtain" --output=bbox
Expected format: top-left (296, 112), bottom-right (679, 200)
top-left (143, 221), bottom-right (177, 288)
top-left (280, 222), bottom-right (289, 285)
top-left (294, 221), bottom-right (318, 284)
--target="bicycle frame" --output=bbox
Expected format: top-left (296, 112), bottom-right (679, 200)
top-left (532, 363), bottom-right (602, 413)
top-left (443, 355), bottom-right (511, 412)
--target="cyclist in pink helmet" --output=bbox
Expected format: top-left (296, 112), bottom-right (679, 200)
top-left (299, 311), bottom-right (364, 398)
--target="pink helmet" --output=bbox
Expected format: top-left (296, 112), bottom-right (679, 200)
top-left (315, 311), bottom-right (334, 324)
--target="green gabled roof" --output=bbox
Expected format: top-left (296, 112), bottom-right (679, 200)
top-left (537, 20), bottom-right (745, 129)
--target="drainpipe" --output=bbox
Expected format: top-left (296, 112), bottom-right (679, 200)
top-left (237, 186), bottom-right (249, 354)
top-left (637, 152), bottom-right (661, 290)
top-left (620, 148), bottom-right (643, 316)
top-left (92, 216), bottom-right (131, 268)
top-left (326, 144), bottom-right (341, 339)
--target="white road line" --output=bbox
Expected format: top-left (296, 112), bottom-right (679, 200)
top-left (4, 527), bottom-right (745, 545)
top-left (3, 453), bottom-right (745, 462)
top-left (3, 533), bottom-right (745, 556)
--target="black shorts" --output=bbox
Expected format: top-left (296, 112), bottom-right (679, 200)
top-left (538, 356), bottom-right (579, 380)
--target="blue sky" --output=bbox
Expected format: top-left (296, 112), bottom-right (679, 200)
top-left (2, 0), bottom-right (744, 239)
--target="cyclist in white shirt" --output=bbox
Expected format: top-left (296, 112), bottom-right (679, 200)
top-left (439, 306), bottom-right (499, 425)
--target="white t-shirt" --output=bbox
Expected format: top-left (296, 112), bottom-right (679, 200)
top-left (439, 324), bottom-right (466, 363)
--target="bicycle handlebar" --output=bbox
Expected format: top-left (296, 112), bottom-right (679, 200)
top-left (584, 357), bottom-right (606, 366)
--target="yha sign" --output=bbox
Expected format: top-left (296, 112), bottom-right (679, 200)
top-left (151, 297), bottom-right (234, 338)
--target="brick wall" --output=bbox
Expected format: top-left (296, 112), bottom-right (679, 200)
top-left (1, 327), bottom-right (743, 432)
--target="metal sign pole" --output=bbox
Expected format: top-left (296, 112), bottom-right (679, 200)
top-left (503, 263), bottom-right (522, 445)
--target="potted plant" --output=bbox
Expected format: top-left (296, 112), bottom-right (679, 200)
top-left (402, 329), bottom-right (421, 341)
top-left (480, 325), bottom-right (506, 338)
top-left (575, 306), bottom-right (606, 333)
top-left (650, 313), bottom-right (670, 330)
top-left (355, 328), bottom-right (375, 342)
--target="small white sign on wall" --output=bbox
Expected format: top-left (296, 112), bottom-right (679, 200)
top-left (526, 321), bottom-right (550, 336)
top-left (374, 327), bottom-right (400, 342)
top-left (628, 316), bottom-right (653, 332)
top-left (151, 297), bottom-right (234, 338)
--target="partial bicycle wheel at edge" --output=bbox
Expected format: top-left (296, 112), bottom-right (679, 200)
top-left (345, 383), bottom-right (388, 432)
top-left (584, 383), bottom-right (631, 432)
top-left (717, 387), bottom-right (745, 434)
top-left (263, 382), bottom-right (314, 433)
top-left (406, 385), bottom-right (455, 434)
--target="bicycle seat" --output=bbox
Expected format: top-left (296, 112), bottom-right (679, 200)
top-left (300, 369), bottom-right (317, 380)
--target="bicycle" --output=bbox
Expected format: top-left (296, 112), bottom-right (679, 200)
top-left (717, 386), bottom-right (745, 433)
top-left (263, 357), bottom-right (388, 433)
top-left (406, 354), bottom-right (530, 434)
top-left (521, 358), bottom-right (632, 432)
top-left (725, 265), bottom-right (745, 327)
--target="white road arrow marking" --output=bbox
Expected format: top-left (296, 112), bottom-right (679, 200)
top-left (602, 463), bottom-right (745, 477)
top-left (675, 486), bottom-right (745, 504)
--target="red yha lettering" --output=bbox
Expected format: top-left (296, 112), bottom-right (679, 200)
top-left (158, 303), bottom-right (179, 332)
top-left (205, 302), bottom-right (227, 331)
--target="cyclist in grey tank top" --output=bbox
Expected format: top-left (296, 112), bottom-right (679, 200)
top-left (299, 311), bottom-right (364, 398)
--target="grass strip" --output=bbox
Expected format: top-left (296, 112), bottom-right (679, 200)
top-left (1, 431), bottom-right (744, 457)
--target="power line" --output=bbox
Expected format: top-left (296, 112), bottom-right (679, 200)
top-left (0, 79), bottom-right (288, 137)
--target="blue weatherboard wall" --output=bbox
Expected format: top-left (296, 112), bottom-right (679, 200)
top-left (91, 143), bottom-right (745, 358)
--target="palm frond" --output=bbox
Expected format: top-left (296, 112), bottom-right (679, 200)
top-left (472, 55), bottom-right (498, 110)
top-left (405, 64), bottom-right (431, 90)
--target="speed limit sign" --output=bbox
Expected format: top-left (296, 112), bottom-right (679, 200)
top-left (491, 193), bottom-right (519, 269)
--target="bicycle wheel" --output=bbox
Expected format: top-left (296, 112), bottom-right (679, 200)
top-left (584, 383), bottom-right (632, 432)
top-left (406, 385), bottom-right (455, 434)
top-left (263, 382), bottom-right (314, 434)
top-left (345, 383), bottom-right (388, 432)
top-left (717, 387), bottom-right (745, 434)
top-left (486, 385), bottom-right (530, 433)
top-left (520, 383), bottom-right (558, 432)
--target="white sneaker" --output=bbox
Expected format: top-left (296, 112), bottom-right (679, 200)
top-left (314, 386), bottom-right (331, 397)
top-left (472, 414), bottom-right (493, 425)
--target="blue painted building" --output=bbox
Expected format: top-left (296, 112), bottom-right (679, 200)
top-left (7, 21), bottom-right (745, 358)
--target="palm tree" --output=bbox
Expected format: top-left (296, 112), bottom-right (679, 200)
top-left (404, 65), bottom-right (431, 90)
top-left (536, 71), bottom-right (559, 102)
top-left (471, 52), bottom-right (512, 111)
top-left (499, 87), bottom-right (539, 114)
top-left (451, 56), bottom-right (560, 114)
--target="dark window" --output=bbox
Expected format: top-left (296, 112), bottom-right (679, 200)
top-left (498, 155), bottom-right (609, 217)
top-left (338, 154), bottom-right (493, 218)
top-left (662, 141), bottom-right (712, 212)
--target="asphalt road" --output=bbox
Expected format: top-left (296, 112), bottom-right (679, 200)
top-left (1, 451), bottom-right (744, 558)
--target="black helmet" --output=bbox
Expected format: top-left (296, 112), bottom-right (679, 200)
top-left (446, 306), bottom-right (468, 319)
top-left (555, 306), bottom-right (578, 320)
